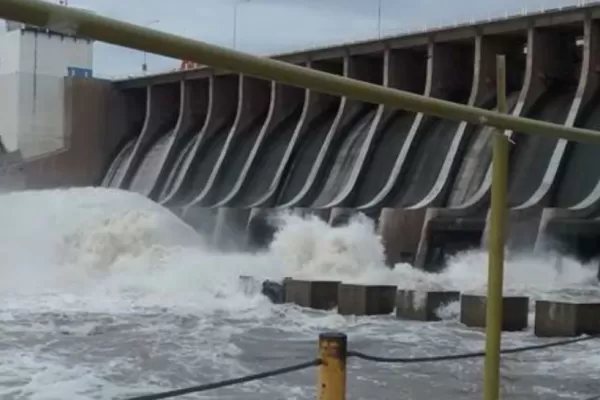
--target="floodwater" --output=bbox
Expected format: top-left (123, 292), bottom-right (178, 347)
top-left (0, 187), bottom-right (598, 400)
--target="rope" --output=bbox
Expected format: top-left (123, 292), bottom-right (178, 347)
top-left (348, 334), bottom-right (597, 363)
top-left (122, 334), bottom-right (598, 399)
top-left (122, 358), bottom-right (321, 400)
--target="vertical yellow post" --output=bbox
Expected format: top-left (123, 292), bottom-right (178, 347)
top-left (483, 55), bottom-right (509, 400)
top-left (318, 332), bottom-right (347, 400)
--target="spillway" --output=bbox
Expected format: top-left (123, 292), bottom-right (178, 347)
top-left (198, 112), bottom-right (268, 207)
top-left (446, 92), bottom-right (521, 206)
top-left (554, 90), bottom-right (600, 209)
top-left (13, 4), bottom-right (596, 273)
top-left (275, 105), bottom-right (339, 206)
top-left (168, 118), bottom-right (234, 207)
top-left (157, 133), bottom-right (198, 201)
top-left (508, 84), bottom-right (577, 207)
top-left (310, 105), bottom-right (376, 207)
top-left (102, 140), bottom-right (135, 188)
top-left (228, 106), bottom-right (303, 207)
top-left (386, 91), bottom-right (471, 208)
top-left (352, 110), bottom-right (416, 206)
top-left (129, 129), bottom-right (175, 195)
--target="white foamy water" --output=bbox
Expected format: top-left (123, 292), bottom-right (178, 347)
top-left (0, 187), bottom-right (598, 400)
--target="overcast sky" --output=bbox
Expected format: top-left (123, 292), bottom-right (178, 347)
top-left (61, 0), bottom-right (584, 78)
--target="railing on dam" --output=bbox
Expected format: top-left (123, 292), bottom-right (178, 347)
top-left (1, 1), bottom-right (600, 399)
top-left (271, 0), bottom-right (600, 61)
top-left (99, 0), bottom-right (599, 80)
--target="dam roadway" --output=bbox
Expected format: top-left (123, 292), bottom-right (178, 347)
top-left (5, 4), bottom-right (600, 271)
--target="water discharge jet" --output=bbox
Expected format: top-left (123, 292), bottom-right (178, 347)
top-left (0, 187), bottom-right (596, 398)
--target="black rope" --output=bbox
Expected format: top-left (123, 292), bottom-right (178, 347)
top-left (348, 335), bottom-right (597, 364)
top-left (121, 334), bottom-right (597, 399)
top-left (122, 358), bottom-right (321, 400)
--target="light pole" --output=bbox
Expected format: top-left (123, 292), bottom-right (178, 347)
top-left (142, 19), bottom-right (160, 74)
top-left (377, 0), bottom-right (382, 38)
top-left (233, 0), bottom-right (250, 50)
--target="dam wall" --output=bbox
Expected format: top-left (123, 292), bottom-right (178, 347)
top-left (0, 77), bottom-right (138, 190)
top-left (6, 4), bottom-right (600, 270)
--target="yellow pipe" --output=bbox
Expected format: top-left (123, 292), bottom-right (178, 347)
top-left (1, 0), bottom-right (600, 144)
top-left (318, 332), bottom-right (347, 400)
top-left (483, 54), bottom-right (509, 400)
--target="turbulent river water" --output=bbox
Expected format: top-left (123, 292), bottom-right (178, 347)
top-left (0, 187), bottom-right (598, 400)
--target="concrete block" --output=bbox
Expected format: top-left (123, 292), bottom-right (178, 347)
top-left (338, 284), bottom-right (397, 316)
top-left (460, 295), bottom-right (529, 331)
top-left (379, 208), bottom-right (425, 267)
top-left (284, 280), bottom-right (340, 310)
top-left (396, 290), bottom-right (460, 321)
top-left (535, 301), bottom-right (600, 337)
top-left (262, 280), bottom-right (285, 304)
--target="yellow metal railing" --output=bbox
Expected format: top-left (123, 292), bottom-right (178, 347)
top-left (485, 54), bottom-right (508, 400)
top-left (0, 1), bottom-right (598, 400)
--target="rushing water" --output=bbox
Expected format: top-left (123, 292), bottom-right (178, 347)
top-left (0, 187), bottom-right (598, 400)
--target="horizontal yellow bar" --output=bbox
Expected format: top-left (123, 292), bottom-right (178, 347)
top-left (1, 0), bottom-right (599, 144)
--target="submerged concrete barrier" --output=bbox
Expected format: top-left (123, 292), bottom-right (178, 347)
top-left (238, 275), bottom-right (287, 304)
top-left (337, 284), bottom-right (397, 316)
top-left (284, 280), bottom-right (340, 310)
top-left (460, 294), bottom-right (529, 331)
top-left (396, 290), bottom-right (461, 321)
top-left (534, 300), bottom-right (600, 337)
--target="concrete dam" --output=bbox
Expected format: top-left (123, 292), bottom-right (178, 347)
top-left (6, 5), bottom-right (600, 272)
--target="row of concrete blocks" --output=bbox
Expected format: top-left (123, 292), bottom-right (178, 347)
top-left (283, 279), bottom-right (600, 338)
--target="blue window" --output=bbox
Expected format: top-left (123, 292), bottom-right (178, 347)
top-left (67, 67), bottom-right (93, 78)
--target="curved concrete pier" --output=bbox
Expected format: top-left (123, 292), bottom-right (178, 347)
top-left (274, 60), bottom-right (343, 207)
top-left (181, 75), bottom-right (269, 234)
top-left (230, 86), bottom-right (304, 207)
top-left (162, 75), bottom-right (238, 208)
top-left (320, 56), bottom-right (387, 209)
top-left (101, 87), bottom-right (151, 188)
top-left (147, 80), bottom-right (209, 201)
top-left (192, 76), bottom-right (271, 207)
top-left (412, 33), bottom-right (527, 268)
top-left (112, 84), bottom-right (180, 190)
top-left (359, 41), bottom-right (473, 212)
top-left (278, 55), bottom-right (376, 208)
top-left (214, 78), bottom-right (304, 207)
top-left (494, 26), bottom-right (584, 251)
top-left (410, 34), bottom-right (521, 210)
top-left (155, 79), bottom-right (211, 203)
top-left (353, 49), bottom-right (427, 214)
top-left (537, 19), bottom-right (600, 261)
top-left (311, 54), bottom-right (383, 209)
top-left (247, 61), bottom-right (334, 209)
top-left (412, 27), bottom-right (565, 269)
top-left (372, 40), bottom-right (474, 267)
